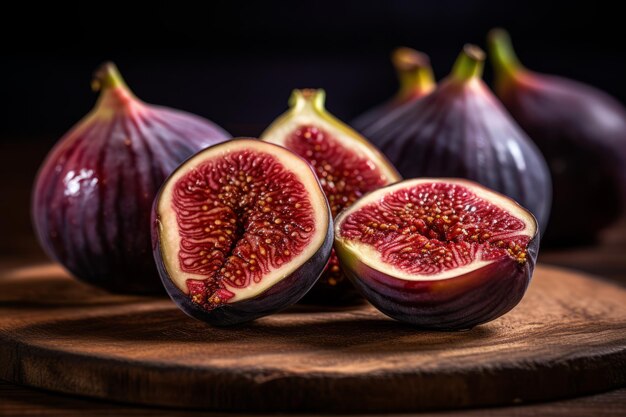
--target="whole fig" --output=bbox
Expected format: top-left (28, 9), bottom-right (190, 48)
top-left (32, 62), bottom-right (230, 294)
top-left (488, 29), bottom-right (626, 244)
top-left (362, 45), bottom-right (551, 232)
top-left (352, 47), bottom-right (436, 132)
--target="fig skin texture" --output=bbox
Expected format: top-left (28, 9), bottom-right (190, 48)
top-left (32, 62), bottom-right (230, 294)
top-left (152, 139), bottom-right (333, 326)
top-left (352, 47), bottom-right (436, 132)
top-left (489, 29), bottom-right (626, 245)
top-left (360, 45), bottom-right (552, 234)
top-left (261, 89), bottom-right (401, 306)
top-left (334, 178), bottom-right (540, 330)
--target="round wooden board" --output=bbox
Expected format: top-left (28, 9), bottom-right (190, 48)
top-left (0, 262), bottom-right (625, 413)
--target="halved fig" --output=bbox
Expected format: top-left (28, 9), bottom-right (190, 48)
top-left (334, 178), bottom-right (539, 330)
top-left (261, 89), bottom-right (401, 304)
top-left (152, 139), bottom-right (333, 325)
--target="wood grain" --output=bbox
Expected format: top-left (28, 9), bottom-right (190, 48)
top-left (0, 262), bottom-right (625, 412)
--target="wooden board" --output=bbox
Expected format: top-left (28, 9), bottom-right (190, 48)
top-left (0, 262), bottom-right (625, 413)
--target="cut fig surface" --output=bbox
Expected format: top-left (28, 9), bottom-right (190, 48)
top-left (262, 89), bottom-right (400, 304)
top-left (153, 139), bottom-right (332, 325)
top-left (335, 178), bottom-right (539, 329)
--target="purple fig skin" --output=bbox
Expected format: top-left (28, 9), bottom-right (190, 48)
top-left (150, 138), bottom-right (334, 326)
top-left (334, 178), bottom-right (540, 330)
top-left (489, 29), bottom-right (626, 245)
top-left (361, 45), bottom-right (552, 234)
top-left (31, 63), bottom-right (230, 294)
top-left (338, 236), bottom-right (538, 330)
top-left (152, 200), bottom-right (334, 326)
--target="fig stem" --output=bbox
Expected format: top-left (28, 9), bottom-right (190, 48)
top-left (392, 47), bottom-right (436, 98)
top-left (488, 28), bottom-right (524, 78)
top-left (451, 44), bottom-right (485, 81)
top-left (290, 89), bottom-right (326, 112)
top-left (92, 62), bottom-right (131, 92)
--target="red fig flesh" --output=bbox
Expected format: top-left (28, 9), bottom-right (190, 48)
top-left (352, 47), bottom-right (436, 132)
top-left (489, 29), bottom-right (626, 244)
top-left (32, 63), bottom-right (230, 294)
top-left (152, 139), bottom-right (333, 325)
top-left (360, 45), bottom-right (552, 233)
top-left (334, 178), bottom-right (539, 329)
top-left (261, 89), bottom-right (401, 304)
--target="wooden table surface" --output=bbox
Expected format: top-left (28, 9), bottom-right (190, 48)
top-left (1, 141), bottom-right (625, 415)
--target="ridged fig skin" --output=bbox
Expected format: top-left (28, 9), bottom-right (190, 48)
top-left (489, 31), bottom-right (626, 244)
top-left (334, 178), bottom-right (540, 330)
top-left (361, 46), bottom-right (552, 233)
top-left (337, 237), bottom-right (538, 330)
top-left (32, 63), bottom-right (230, 294)
top-left (152, 205), bottom-right (334, 326)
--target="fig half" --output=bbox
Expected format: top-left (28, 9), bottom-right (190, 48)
top-left (261, 89), bottom-right (401, 305)
top-left (152, 139), bottom-right (333, 325)
top-left (334, 178), bottom-right (539, 330)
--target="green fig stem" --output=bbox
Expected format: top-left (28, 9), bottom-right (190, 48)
top-left (290, 89), bottom-right (326, 112)
top-left (92, 62), bottom-right (131, 92)
top-left (451, 44), bottom-right (485, 82)
top-left (488, 28), bottom-right (525, 79)
top-left (392, 47), bottom-right (436, 98)
top-left (91, 62), bottom-right (139, 112)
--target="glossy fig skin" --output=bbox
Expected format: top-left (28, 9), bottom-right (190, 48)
top-left (362, 45), bottom-right (552, 233)
top-left (489, 29), bottom-right (626, 244)
top-left (352, 47), bottom-right (436, 132)
top-left (32, 63), bottom-right (230, 294)
top-left (336, 237), bottom-right (538, 330)
top-left (152, 203), bottom-right (334, 326)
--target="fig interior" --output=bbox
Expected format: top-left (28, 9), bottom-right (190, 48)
top-left (155, 140), bottom-right (329, 309)
top-left (285, 124), bottom-right (390, 216)
top-left (336, 179), bottom-right (537, 280)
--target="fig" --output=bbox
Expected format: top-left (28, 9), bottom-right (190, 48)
top-left (152, 139), bottom-right (333, 325)
top-left (261, 89), bottom-right (401, 304)
top-left (361, 45), bottom-right (552, 233)
top-left (352, 47), bottom-right (436, 132)
top-left (488, 29), bottom-right (626, 244)
top-left (32, 62), bottom-right (230, 294)
top-left (334, 178), bottom-right (539, 330)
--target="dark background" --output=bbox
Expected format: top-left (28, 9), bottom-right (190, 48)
top-left (1, 0), bottom-right (624, 141)
top-left (0, 0), bottom-right (624, 254)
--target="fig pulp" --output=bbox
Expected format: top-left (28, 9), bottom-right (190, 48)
top-left (261, 89), bottom-right (401, 304)
top-left (334, 178), bottom-right (539, 329)
top-left (32, 63), bottom-right (230, 294)
top-left (152, 139), bottom-right (333, 325)
top-left (489, 29), bottom-right (626, 244)
top-left (352, 47), bottom-right (436, 132)
top-left (361, 45), bottom-right (552, 233)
